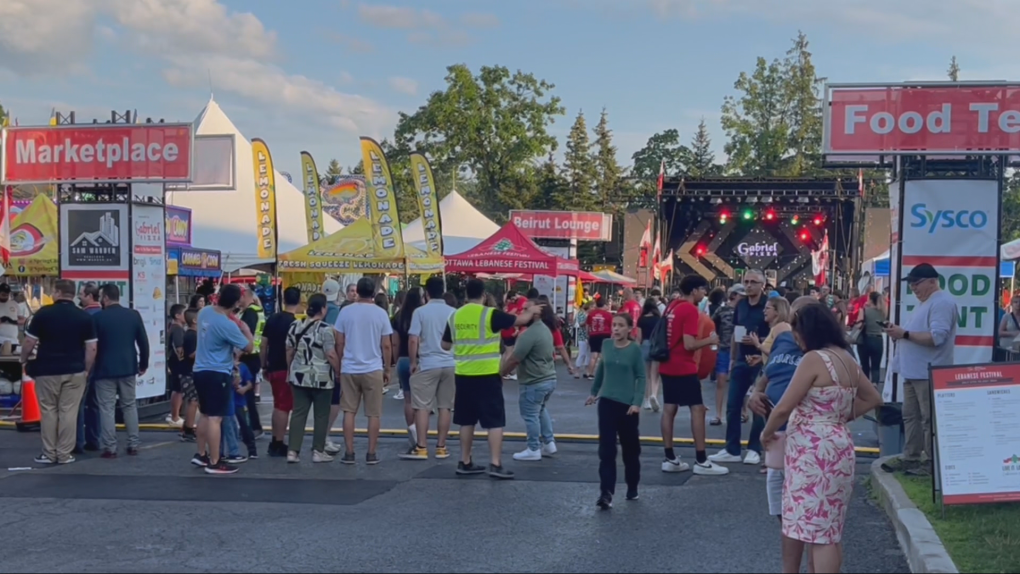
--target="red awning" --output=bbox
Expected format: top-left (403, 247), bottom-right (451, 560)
top-left (445, 222), bottom-right (580, 277)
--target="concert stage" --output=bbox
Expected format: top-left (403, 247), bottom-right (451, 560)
top-left (660, 177), bottom-right (861, 290)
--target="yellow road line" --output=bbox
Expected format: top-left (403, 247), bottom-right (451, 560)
top-left (0, 421), bottom-right (882, 455)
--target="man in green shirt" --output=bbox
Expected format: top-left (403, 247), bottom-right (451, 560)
top-left (501, 299), bottom-right (558, 462)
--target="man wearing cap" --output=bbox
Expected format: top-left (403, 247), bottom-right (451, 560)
top-left (885, 263), bottom-right (958, 476)
top-left (321, 278), bottom-right (345, 455)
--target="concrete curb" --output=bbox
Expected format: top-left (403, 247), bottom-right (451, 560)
top-left (870, 456), bottom-right (958, 573)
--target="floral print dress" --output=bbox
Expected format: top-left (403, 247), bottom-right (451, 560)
top-left (782, 349), bottom-right (857, 545)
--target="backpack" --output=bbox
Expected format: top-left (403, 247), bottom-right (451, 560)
top-left (648, 302), bottom-right (675, 362)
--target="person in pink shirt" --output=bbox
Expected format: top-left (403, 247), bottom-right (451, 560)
top-left (619, 288), bottom-right (642, 340)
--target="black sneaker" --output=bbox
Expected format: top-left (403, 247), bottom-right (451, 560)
top-left (204, 460), bottom-right (239, 475)
top-left (268, 441), bottom-right (287, 457)
top-left (597, 493), bottom-right (613, 510)
top-left (488, 464), bottom-right (515, 480)
top-left (456, 460), bottom-right (486, 475)
top-left (180, 431), bottom-right (197, 443)
top-left (224, 455), bottom-right (248, 464)
top-left (340, 453), bottom-right (357, 465)
top-left (34, 454), bottom-right (55, 465)
top-left (626, 488), bottom-right (639, 501)
top-left (366, 453), bottom-right (380, 465)
top-left (191, 453), bottom-right (210, 467)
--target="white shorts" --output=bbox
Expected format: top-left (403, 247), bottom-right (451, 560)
top-left (767, 468), bottom-right (784, 516)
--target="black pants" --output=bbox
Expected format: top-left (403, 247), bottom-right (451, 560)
top-left (857, 334), bottom-right (884, 383)
top-left (235, 408), bottom-right (257, 456)
top-left (598, 398), bottom-right (641, 496)
top-left (241, 356), bottom-right (263, 432)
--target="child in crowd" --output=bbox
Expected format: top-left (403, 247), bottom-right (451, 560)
top-left (219, 358), bottom-right (254, 464)
top-left (233, 359), bottom-right (258, 459)
top-left (180, 309), bottom-right (200, 443)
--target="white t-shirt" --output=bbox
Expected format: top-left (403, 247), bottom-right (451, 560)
top-left (0, 299), bottom-right (24, 342)
top-left (409, 300), bottom-right (456, 371)
top-left (334, 302), bottom-right (393, 374)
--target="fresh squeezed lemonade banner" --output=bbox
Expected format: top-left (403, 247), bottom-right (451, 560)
top-left (409, 152), bottom-right (443, 259)
top-left (251, 138), bottom-right (278, 260)
top-left (359, 137), bottom-right (404, 259)
top-left (300, 151), bottom-right (325, 244)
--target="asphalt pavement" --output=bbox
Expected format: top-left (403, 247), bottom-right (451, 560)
top-left (1, 368), bottom-right (904, 573)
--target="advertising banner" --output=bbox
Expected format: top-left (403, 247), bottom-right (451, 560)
top-left (251, 138), bottom-right (277, 260)
top-left (131, 204), bottom-right (167, 400)
top-left (509, 210), bottom-right (613, 241)
top-left (409, 152), bottom-right (443, 258)
top-left (932, 362), bottom-right (1020, 505)
top-left (174, 247), bottom-right (221, 277)
top-left (9, 195), bottom-right (58, 276)
top-left (360, 137), bottom-right (404, 259)
top-left (165, 205), bottom-right (192, 246)
top-left (59, 203), bottom-right (130, 278)
top-left (281, 272), bottom-right (327, 305)
top-left (300, 151), bottom-right (325, 244)
top-left (824, 84), bottom-right (1020, 155)
top-left (3, 123), bottom-right (194, 183)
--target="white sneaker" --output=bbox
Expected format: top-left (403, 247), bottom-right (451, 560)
top-left (324, 440), bottom-right (342, 455)
top-left (286, 451), bottom-right (300, 464)
top-left (312, 450), bottom-right (334, 463)
top-left (642, 398), bottom-right (652, 410)
top-left (649, 396), bottom-right (660, 413)
top-left (694, 461), bottom-right (730, 476)
top-left (394, 390), bottom-right (404, 400)
top-left (407, 426), bottom-right (418, 449)
top-left (542, 442), bottom-right (558, 457)
top-left (513, 448), bottom-right (542, 461)
top-left (709, 450), bottom-right (742, 463)
top-left (506, 373), bottom-right (518, 381)
top-left (165, 415), bottom-right (184, 428)
top-left (661, 458), bottom-right (691, 473)
top-left (743, 451), bottom-right (761, 465)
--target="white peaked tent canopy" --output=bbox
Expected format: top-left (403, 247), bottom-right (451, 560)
top-left (167, 98), bottom-right (342, 272)
top-left (402, 190), bottom-right (499, 255)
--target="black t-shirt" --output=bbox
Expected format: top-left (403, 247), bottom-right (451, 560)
top-left (25, 299), bottom-right (97, 377)
top-left (240, 307), bottom-right (260, 358)
top-left (261, 311), bottom-right (296, 372)
top-left (167, 323), bottom-right (186, 375)
top-left (638, 314), bottom-right (660, 341)
top-left (182, 330), bottom-right (197, 374)
top-left (443, 308), bottom-right (517, 343)
top-left (391, 317), bottom-right (410, 358)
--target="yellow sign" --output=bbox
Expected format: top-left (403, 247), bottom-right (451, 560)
top-left (251, 138), bottom-right (278, 260)
top-left (281, 272), bottom-right (325, 305)
top-left (300, 151), bottom-right (325, 244)
top-left (278, 218), bottom-right (441, 274)
top-left (9, 195), bottom-right (58, 276)
top-left (409, 152), bottom-right (443, 259)
top-left (360, 137), bottom-right (404, 259)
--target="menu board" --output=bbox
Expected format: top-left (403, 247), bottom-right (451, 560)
top-left (932, 362), bottom-right (1020, 505)
top-left (131, 205), bottom-right (167, 400)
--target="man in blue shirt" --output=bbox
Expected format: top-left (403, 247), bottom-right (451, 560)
top-left (190, 284), bottom-right (253, 475)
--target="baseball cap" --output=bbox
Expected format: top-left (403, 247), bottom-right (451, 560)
top-left (728, 284), bottom-right (746, 296)
top-left (903, 263), bottom-right (939, 283)
top-left (322, 279), bottom-right (341, 301)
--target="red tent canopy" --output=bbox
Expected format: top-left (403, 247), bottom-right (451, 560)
top-left (446, 222), bottom-right (580, 277)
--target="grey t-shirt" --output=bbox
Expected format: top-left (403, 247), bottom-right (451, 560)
top-left (513, 321), bottom-right (557, 385)
top-left (893, 289), bottom-right (958, 380)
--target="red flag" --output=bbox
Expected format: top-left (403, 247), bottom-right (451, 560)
top-left (652, 233), bottom-right (662, 275)
top-left (657, 160), bottom-right (665, 199)
top-left (0, 186), bottom-right (11, 266)
top-left (638, 220), bottom-right (652, 267)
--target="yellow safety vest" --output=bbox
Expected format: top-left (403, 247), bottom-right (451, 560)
top-left (251, 305), bottom-right (265, 348)
top-left (449, 303), bottom-right (502, 376)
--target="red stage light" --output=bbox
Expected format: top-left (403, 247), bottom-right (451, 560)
top-left (813, 216), bottom-right (824, 226)
top-left (695, 245), bottom-right (707, 256)
top-left (799, 231), bottom-right (810, 241)
top-left (764, 210), bottom-right (776, 221)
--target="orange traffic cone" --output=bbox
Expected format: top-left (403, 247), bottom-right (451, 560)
top-left (15, 376), bottom-right (40, 432)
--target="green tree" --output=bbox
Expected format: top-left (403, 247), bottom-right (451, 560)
top-left (631, 129), bottom-right (691, 179)
top-left (322, 159), bottom-right (344, 185)
top-left (347, 160), bottom-right (364, 175)
top-left (687, 118), bottom-right (722, 177)
top-left (783, 32), bottom-right (825, 176)
top-left (593, 108), bottom-right (624, 212)
top-left (948, 56), bottom-right (960, 81)
top-left (0, 102), bottom-right (7, 126)
top-left (561, 110), bottom-right (598, 210)
top-left (394, 64), bottom-right (565, 219)
top-left (532, 152), bottom-right (567, 210)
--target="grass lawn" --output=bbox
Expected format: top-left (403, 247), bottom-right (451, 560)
top-left (896, 474), bottom-right (1020, 573)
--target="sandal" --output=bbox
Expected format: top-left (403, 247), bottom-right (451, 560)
top-left (709, 417), bottom-right (722, 426)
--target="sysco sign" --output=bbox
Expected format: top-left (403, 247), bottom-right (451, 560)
top-left (166, 206), bottom-right (192, 246)
top-left (910, 203), bottom-right (988, 233)
top-left (509, 210), bottom-right (613, 241)
top-left (3, 124), bottom-right (194, 183)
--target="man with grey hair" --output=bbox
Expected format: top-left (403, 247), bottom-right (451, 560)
top-left (340, 282), bottom-right (357, 310)
top-left (711, 269), bottom-right (771, 465)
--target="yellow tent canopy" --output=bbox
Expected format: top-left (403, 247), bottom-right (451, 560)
top-left (9, 195), bottom-right (58, 276)
top-left (278, 218), bottom-right (442, 274)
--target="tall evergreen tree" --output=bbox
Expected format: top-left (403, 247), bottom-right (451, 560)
top-left (562, 110), bottom-right (598, 211)
top-left (322, 159), bottom-right (344, 185)
top-left (783, 31), bottom-right (825, 176)
top-left (687, 119), bottom-right (722, 177)
top-left (948, 56), bottom-right (960, 81)
top-left (592, 108), bottom-right (623, 212)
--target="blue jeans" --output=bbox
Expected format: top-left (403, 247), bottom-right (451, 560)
top-left (220, 414), bottom-right (241, 458)
top-left (726, 363), bottom-right (764, 456)
top-left (76, 376), bottom-right (101, 451)
top-left (397, 357), bottom-right (412, 392)
top-left (519, 379), bottom-right (556, 451)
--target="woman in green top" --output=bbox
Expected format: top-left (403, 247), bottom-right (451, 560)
top-left (586, 313), bottom-right (646, 510)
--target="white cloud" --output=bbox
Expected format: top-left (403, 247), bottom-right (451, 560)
top-left (356, 4), bottom-right (498, 46)
top-left (0, 0), bottom-right (99, 76)
top-left (357, 4), bottom-right (445, 29)
top-left (388, 76), bottom-right (419, 96)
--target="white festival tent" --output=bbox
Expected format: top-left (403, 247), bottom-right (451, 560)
top-left (402, 190), bottom-right (499, 255)
top-left (166, 97), bottom-right (342, 272)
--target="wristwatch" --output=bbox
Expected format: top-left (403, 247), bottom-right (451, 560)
top-left (904, 331), bottom-right (911, 341)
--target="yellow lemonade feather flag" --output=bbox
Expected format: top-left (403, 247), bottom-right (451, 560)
top-left (251, 138), bottom-right (278, 260)
top-left (300, 151), bottom-right (325, 244)
top-left (409, 152), bottom-right (443, 259)
top-left (360, 137), bottom-right (404, 258)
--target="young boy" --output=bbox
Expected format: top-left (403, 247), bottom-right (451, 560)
top-left (179, 309), bottom-right (200, 443)
top-left (218, 359), bottom-right (253, 464)
top-left (233, 360), bottom-right (258, 459)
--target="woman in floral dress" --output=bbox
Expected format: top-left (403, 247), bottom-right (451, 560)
top-left (761, 304), bottom-right (883, 573)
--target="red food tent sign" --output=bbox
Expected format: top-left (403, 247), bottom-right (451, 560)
top-left (446, 222), bottom-right (579, 277)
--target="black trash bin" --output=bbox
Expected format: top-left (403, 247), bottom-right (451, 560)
top-left (876, 402), bottom-right (904, 458)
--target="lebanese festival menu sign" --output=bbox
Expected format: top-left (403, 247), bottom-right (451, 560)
top-left (932, 362), bottom-right (1020, 505)
top-left (131, 205), bottom-right (167, 400)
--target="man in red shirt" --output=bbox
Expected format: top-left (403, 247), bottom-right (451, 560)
top-left (501, 292), bottom-right (527, 380)
top-left (584, 297), bottom-right (613, 378)
top-left (619, 288), bottom-right (642, 339)
top-left (658, 274), bottom-right (728, 476)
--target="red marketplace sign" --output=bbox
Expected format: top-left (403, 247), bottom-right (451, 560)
top-left (2, 124), bottom-right (194, 184)
top-left (824, 84), bottom-right (1020, 155)
top-left (509, 210), bottom-right (612, 241)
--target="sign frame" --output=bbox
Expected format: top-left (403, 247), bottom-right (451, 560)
top-left (59, 203), bottom-right (131, 274)
top-left (508, 209), bottom-right (613, 241)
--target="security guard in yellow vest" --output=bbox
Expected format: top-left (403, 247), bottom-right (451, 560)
top-left (442, 278), bottom-right (541, 479)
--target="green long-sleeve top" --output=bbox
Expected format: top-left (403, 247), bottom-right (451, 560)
top-left (590, 340), bottom-right (646, 407)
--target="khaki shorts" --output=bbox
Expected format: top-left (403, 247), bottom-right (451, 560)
top-left (410, 366), bottom-right (455, 412)
top-left (340, 371), bottom-right (384, 417)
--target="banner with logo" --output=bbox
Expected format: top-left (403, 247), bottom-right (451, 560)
top-left (300, 152), bottom-right (325, 244)
top-left (281, 272), bottom-right (327, 305)
top-left (165, 205), bottom-right (192, 246)
top-left (3, 124), bottom-right (194, 184)
top-left (360, 137), bottom-right (404, 259)
top-left (409, 152), bottom-right (443, 258)
top-left (509, 210), bottom-right (613, 241)
top-left (251, 138), bottom-right (278, 260)
top-left (131, 204), bottom-right (167, 399)
top-left (9, 195), bottom-right (58, 276)
top-left (169, 247), bottom-right (222, 278)
top-left (59, 203), bottom-right (130, 278)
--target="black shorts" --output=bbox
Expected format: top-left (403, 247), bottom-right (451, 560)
top-left (589, 335), bottom-right (608, 354)
top-left (193, 370), bottom-right (233, 417)
top-left (168, 372), bottom-right (183, 393)
top-left (180, 374), bottom-right (197, 402)
top-left (661, 374), bottom-right (704, 407)
top-left (453, 374), bottom-right (506, 430)
top-left (501, 336), bottom-right (517, 347)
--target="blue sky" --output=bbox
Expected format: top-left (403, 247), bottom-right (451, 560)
top-left (1, 0), bottom-right (1015, 178)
